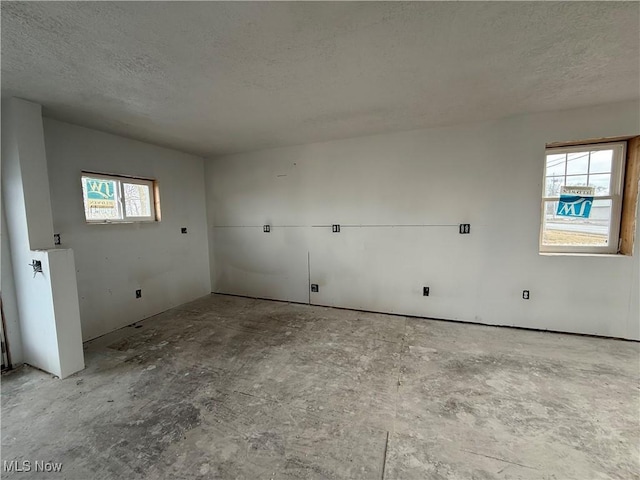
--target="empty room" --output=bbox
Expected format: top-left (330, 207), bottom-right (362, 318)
top-left (1, 1), bottom-right (639, 479)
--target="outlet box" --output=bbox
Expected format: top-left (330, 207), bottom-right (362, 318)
top-left (136, 289), bottom-right (142, 299)
top-left (29, 260), bottom-right (43, 276)
top-left (332, 224), bottom-right (340, 233)
top-left (423, 286), bottom-right (430, 296)
top-left (522, 290), bottom-right (530, 300)
top-left (310, 284), bottom-right (319, 293)
top-left (459, 224), bottom-right (471, 234)
top-left (263, 225), bottom-right (271, 233)
top-left (53, 233), bottom-right (61, 245)
top-left (181, 227), bottom-right (188, 234)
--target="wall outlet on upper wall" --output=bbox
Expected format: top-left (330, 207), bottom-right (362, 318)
top-left (181, 227), bottom-right (188, 234)
top-left (53, 233), bottom-right (61, 245)
top-left (263, 225), bottom-right (271, 233)
top-left (423, 286), bottom-right (430, 296)
top-left (522, 290), bottom-right (530, 300)
top-left (459, 224), bottom-right (471, 234)
top-left (136, 289), bottom-right (142, 299)
top-left (332, 224), bottom-right (340, 233)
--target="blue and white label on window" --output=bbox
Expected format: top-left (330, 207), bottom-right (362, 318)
top-left (85, 178), bottom-right (116, 208)
top-left (556, 186), bottom-right (595, 218)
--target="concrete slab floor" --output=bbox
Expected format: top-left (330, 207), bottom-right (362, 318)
top-left (1, 294), bottom-right (638, 479)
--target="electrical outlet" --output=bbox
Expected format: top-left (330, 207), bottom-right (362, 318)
top-left (263, 225), bottom-right (271, 233)
top-left (459, 224), bottom-right (471, 234)
top-left (522, 290), bottom-right (530, 300)
top-left (53, 233), bottom-right (61, 245)
top-left (332, 224), bottom-right (340, 233)
top-left (181, 227), bottom-right (188, 234)
top-left (310, 284), bottom-right (319, 293)
top-left (136, 289), bottom-right (142, 299)
top-left (423, 286), bottom-right (430, 296)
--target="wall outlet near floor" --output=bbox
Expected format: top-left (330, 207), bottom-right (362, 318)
top-left (263, 225), bottom-right (271, 233)
top-left (136, 289), bottom-right (142, 299)
top-left (181, 227), bottom-right (188, 234)
top-left (54, 233), bottom-right (61, 245)
top-left (332, 224), bottom-right (340, 233)
top-left (310, 284), bottom-right (319, 293)
top-left (423, 286), bottom-right (430, 296)
top-left (522, 290), bottom-right (530, 300)
top-left (459, 224), bottom-right (471, 234)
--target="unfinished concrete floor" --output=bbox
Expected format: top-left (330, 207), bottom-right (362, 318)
top-left (2, 294), bottom-right (639, 479)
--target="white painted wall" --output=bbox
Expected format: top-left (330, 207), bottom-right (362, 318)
top-left (47, 249), bottom-right (85, 377)
top-left (2, 99), bottom-right (84, 378)
top-left (0, 99), bottom-right (23, 367)
top-left (44, 119), bottom-right (211, 341)
top-left (1, 203), bottom-right (24, 366)
top-left (206, 101), bottom-right (640, 340)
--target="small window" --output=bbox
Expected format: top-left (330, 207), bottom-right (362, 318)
top-left (540, 142), bottom-right (625, 254)
top-left (81, 172), bottom-right (158, 223)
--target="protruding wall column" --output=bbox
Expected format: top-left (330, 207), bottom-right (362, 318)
top-left (1, 98), bottom-right (84, 378)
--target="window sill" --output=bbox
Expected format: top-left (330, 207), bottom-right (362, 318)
top-left (539, 252), bottom-right (628, 258)
top-left (85, 220), bottom-right (158, 225)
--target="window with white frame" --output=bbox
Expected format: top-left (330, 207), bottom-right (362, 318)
top-left (540, 142), bottom-right (626, 254)
top-left (81, 172), bottom-right (158, 223)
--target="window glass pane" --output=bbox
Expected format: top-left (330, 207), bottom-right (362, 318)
top-left (564, 175), bottom-right (588, 187)
top-left (588, 174), bottom-right (611, 196)
top-left (545, 153), bottom-right (566, 176)
top-left (82, 177), bottom-right (122, 221)
top-left (541, 199), bottom-right (611, 247)
top-left (544, 176), bottom-right (564, 197)
top-left (566, 151), bottom-right (589, 175)
top-left (123, 183), bottom-right (152, 217)
top-left (589, 149), bottom-right (613, 174)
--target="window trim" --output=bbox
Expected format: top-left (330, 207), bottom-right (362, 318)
top-left (539, 142), bottom-right (626, 254)
top-left (619, 137), bottom-right (640, 255)
top-left (81, 171), bottom-right (159, 224)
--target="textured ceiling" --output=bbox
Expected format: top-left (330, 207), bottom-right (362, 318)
top-left (2, 2), bottom-right (639, 156)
